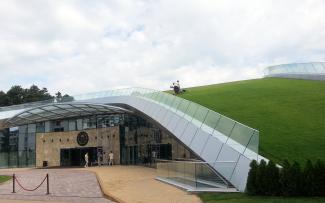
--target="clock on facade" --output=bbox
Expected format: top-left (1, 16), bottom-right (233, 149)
top-left (77, 131), bottom-right (89, 146)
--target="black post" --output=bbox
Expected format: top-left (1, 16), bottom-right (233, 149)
top-left (46, 173), bottom-right (49, 195)
top-left (12, 174), bottom-right (15, 193)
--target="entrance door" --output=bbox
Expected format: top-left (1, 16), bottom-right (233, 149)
top-left (128, 146), bottom-right (138, 165)
top-left (60, 149), bottom-right (70, 166)
top-left (159, 144), bottom-right (172, 160)
top-left (60, 147), bottom-right (97, 167)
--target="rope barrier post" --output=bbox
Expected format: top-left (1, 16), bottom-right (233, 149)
top-left (12, 174), bottom-right (15, 193)
top-left (46, 173), bottom-right (49, 195)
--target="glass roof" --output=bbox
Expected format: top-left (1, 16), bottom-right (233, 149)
top-left (265, 62), bottom-right (325, 76)
top-left (6, 102), bottom-right (131, 126)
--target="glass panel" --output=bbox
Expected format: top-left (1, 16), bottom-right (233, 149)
top-left (175, 99), bottom-right (190, 117)
top-left (158, 93), bottom-right (169, 107)
top-left (295, 64), bottom-right (305, 73)
top-left (202, 111), bottom-right (221, 134)
top-left (9, 151), bottom-right (18, 167)
top-left (184, 102), bottom-right (199, 121)
top-left (0, 152), bottom-right (8, 168)
top-left (156, 160), bottom-right (233, 189)
top-left (192, 106), bottom-right (209, 127)
top-left (162, 94), bottom-right (175, 109)
top-left (227, 123), bottom-right (255, 154)
top-left (313, 63), bottom-right (325, 73)
top-left (244, 130), bottom-right (259, 158)
top-left (214, 161), bottom-right (237, 180)
top-left (285, 64), bottom-right (293, 73)
top-left (214, 116), bottom-right (235, 137)
top-left (168, 97), bottom-right (182, 112)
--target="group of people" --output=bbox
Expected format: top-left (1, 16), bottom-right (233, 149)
top-left (170, 80), bottom-right (185, 94)
top-left (84, 151), bottom-right (114, 168)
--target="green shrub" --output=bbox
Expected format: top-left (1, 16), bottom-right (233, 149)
top-left (302, 160), bottom-right (315, 196)
top-left (265, 160), bottom-right (280, 195)
top-left (246, 159), bottom-right (324, 197)
top-left (279, 160), bottom-right (291, 196)
top-left (313, 159), bottom-right (325, 196)
top-left (256, 159), bottom-right (267, 195)
top-left (246, 160), bottom-right (258, 195)
top-left (288, 161), bottom-right (302, 196)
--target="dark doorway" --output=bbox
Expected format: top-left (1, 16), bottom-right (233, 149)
top-left (60, 147), bottom-right (97, 167)
top-left (159, 144), bottom-right (172, 160)
top-left (121, 143), bottom-right (172, 165)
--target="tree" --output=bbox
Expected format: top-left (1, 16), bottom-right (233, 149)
top-left (55, 91), bottom-right (62, 102)
top-left (256, 159), bottom-right (267, 195)
top-left (302, 160), bottom-right (315, 196)
top-left (313, 159), bottom-right (325, 196)
top-left (265, 160), bottom-right (280, 195)
top-left (0, 91), bottom-right (8, 107)
top-left (6, 85), bottom-right (25, 105)
top-left (280, 159), bottom-right (291, 196)
top-left (0, 85), bottom-right (68, 106)
top-left (246, 160), bottom-right (258, 195)
top-left (62, 94), bottom-right (74, 102)
top-left (287, 161), bottom-right (302, 196)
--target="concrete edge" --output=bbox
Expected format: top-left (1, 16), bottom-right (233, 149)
top-left (155, 177), bottom-right (239, 194)
top-left (92, 170), bottom-right (125, 203)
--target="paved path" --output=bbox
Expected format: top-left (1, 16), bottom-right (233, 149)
top-left (0, 169), bottom-right (113, 203)
top-left (81, 166), bottom-right (202, 203)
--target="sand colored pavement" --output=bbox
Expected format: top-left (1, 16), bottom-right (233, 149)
top-left (81, 166), bottom-right (202, 203)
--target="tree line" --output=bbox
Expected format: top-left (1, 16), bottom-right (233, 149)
top-left (246, 159), bottom-right (325, 197)
top-left (0, 85), bottom-right (72, 107)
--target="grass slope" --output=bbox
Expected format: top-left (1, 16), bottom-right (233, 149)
top-left (178, 78), bottom-right (325, 164)
top-left (0, 175), bottom-right (11, 183)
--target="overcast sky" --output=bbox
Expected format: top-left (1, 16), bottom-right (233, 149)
top-left (0, 0), bottom-right (324, 94)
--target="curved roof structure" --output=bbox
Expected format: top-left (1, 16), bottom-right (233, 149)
top-left (0, 87), bottom-right (262, 191)
top-left (264, 62), bottom-right (325, 80)
top-left (6, 103), bottom-right (131, 126)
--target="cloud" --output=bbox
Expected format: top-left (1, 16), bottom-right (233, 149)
top-left (0, 0), bottom-right (324, 95)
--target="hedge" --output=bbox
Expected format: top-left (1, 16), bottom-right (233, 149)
top-left (246, 159), bottom-right (325, 196)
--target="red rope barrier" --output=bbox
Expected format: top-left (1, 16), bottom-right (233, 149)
top-left (14, 175), bottom-right (48, 192)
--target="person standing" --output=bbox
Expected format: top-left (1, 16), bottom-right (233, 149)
top-left (84, 152), bottom-right (89, 168)
top-left (176, 80), bottom-right (180, 89)
top-left (97, 151), bottom-right (102, 167)
top-left (151, 150), bottom-right (156, 165)
top-left (108, 151), bottom-right (114, 166)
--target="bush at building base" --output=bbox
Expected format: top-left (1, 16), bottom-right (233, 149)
top-left (246, 159), bottom-right (325, 197)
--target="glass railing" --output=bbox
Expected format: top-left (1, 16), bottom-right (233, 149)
top-left (265, 62), bottom-right (325, 76)
top-left (74, 87), bottom-right (259, 160)
top-left (156, 159), bottom-right (236, 189)
top-left (0, 96), bottom-right (74, 112)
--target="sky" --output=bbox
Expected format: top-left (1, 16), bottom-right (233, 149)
top-left (0, 0), bottom-right (324, 95)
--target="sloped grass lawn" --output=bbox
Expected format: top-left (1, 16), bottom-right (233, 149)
top-left (178, 78), bottom-right (325, 164)
top-left (199, 193), bottom-right (325, 203)
top-left (0, 175), bottom-right (11, 183)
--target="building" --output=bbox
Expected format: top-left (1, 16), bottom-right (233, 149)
top-left (0, 87), bottom-right (260, 192)
top-left (264, 62), bottom-right (325, 80)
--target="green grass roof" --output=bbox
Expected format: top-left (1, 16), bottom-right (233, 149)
top-left (177, 78), bottom-right (325, 164)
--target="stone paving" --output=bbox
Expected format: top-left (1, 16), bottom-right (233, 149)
top-left (81, 166), bottom-right (202, 203)
top-left (0, 169), bottom-right (113, 203)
